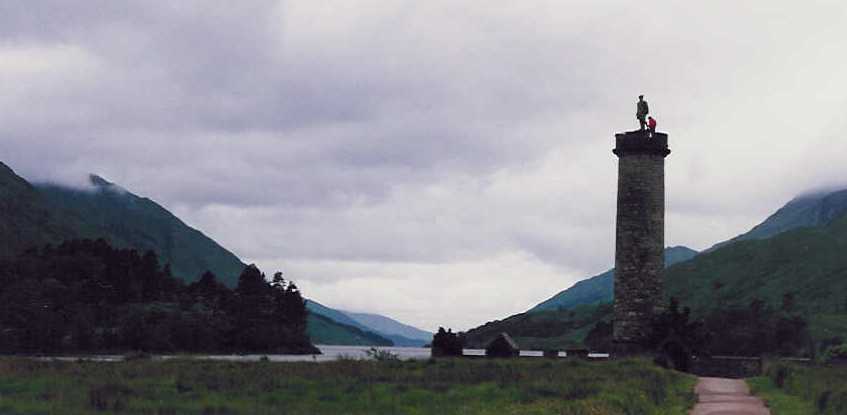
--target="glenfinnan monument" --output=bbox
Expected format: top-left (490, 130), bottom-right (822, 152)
top-left (612, 98), bottom-right (670, 354)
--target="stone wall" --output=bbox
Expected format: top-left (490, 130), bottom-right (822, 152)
top-left (612, 130), bottom-right (670, 348)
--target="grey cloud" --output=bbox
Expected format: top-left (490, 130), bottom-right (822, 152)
top-left (3, 1), bottom-right (847, 329)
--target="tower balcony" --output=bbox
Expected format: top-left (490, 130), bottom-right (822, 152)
top-left (613, 130), bottom-right (670, 158)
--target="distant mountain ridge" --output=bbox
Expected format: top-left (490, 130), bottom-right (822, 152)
top-left (465, 186), bottom-right (847, 350)
top-left (528, 187), bottom-right (847, 315)
top-left (666, 210), bottom-right (847, 317)
top-left (307, 313), bottom-right (394, 346)
top-left (344, 311), bottom-right (432, 346)
top-left (0, 161), bottom-right (424, 347)
top-left (0, 162), bottom-right (79, 258)
top-left (35, 175), bottom-right (247, 286)
top-left (529, 246), bottom-right (698, 313)
top-left (1, 161), bottom-right (247, 285)
top-left (307, 300), bottom-right (432, 346)
top-left (708, 188), bottom-right (847, 251)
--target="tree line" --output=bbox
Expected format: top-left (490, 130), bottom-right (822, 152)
top-left (585, 296), bottom-right (812, 357)
top-left (0, 239), bottom-right (316, 354)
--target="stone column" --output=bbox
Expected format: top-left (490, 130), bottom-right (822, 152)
top-left (612, 129), bottom-right (671, 353)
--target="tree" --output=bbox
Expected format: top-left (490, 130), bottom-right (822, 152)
top-left (432, 327), bottom-right (463, 357)
top-left (270, 272), bottom-right (308, 343)
top-left (782, 292), bottom-right (796, 313)
top-left (0, 240), bottom-right (318, 355)
top-left (584, 321), bottom-right (613, 352)
top-left (650, 298), bottom-right (707, 370)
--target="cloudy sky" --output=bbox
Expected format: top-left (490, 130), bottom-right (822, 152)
top-left (2, 1), bottom-right (847, 331)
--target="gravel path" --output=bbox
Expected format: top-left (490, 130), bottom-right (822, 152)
top-left (689, 377), bottom-right (770, 415)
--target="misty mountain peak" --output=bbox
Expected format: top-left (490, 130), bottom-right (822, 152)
top-left (86, 174), bottom-right (132, 196)
top-left (707, 186), bottom-right (847, 252)
top-left (88, 174), bottom-right (114, 188)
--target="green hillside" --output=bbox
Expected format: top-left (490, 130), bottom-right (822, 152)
top-left (36, 176), bottom-right (246, 286)
top-left (529, 246), bottom-right (698, 313)
top-left (466, 190), bottom-right (847, 351)
top-left (0, 162), bottom-right (78, 258)
top-left (306, 300), bottom-right (372, 331)
top-left (307, 313), bottom-right (393, 346)
top-left (1, 162), bottom-right (246, 286)
top-left (463, 304), bottom-right (611, 349)
top-left (665, 213), bottom-right (847, 317)
top-left (344, 312), bottom-right (432, 346)
top-left (707, 188), bottom-right (847, 251)
top-left (2, 162), bottom-right (414, 346)
top-left (306, 300), bottom-right (427, 346)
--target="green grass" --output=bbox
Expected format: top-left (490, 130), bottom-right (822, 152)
top-left (748, 377), bottom-right (815, 415)
top-left (0, 357), bottom-right (696, 415)
top-left (753, 362), bottom-right (847, 414)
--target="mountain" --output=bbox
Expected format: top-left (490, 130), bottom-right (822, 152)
top-left (463, 304), bottom-right (611, 349)
top-left (2, 162), bottom-right (418, 346)
top-left (529, 246), bottom-right (698, 313)
top-left (2, 162), bottom-right (435, 347)
top-left (307, 313), bottom-right (393, 346)
top-left (307, 300), bottom-right (432, 346)
top-left (0, 162), bottom-right (78, 258)
top-left (344, 312), bottom-right (432, 346)
top-left (1, 162), bottom-right (247, 285)
top-left (708, 188), bottom-right (847, 250)
top-left (466, 188), bottom-right (847, 350)
top-left (306, 300), bottom-right (371, 331)
top-left (665, 212), bottom-right (847, 320)
top-left (35, 175), bottom-right (247, 286)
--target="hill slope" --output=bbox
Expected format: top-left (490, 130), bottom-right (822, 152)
top-left (306, 300), bottom-right (371, 331)
top-left (463, 304), bottom-right (611, 349)
top-left (3, 163), bottom-right (409, 345)
top-left (0, 162), bottom-right (78, 258)
top-left (3, 162), bottom-right (438, 347)
top-left (467, 214), bottom-right (847, 349)
top-left (306, 313), bottom-right (393, 346)
top-left (35, 175), bottom-right (247, 286)
top-left (344, 312), bottom-right (432, 346)
top-left (529, 246), bottom-right (698, 313)
top-left (1, 162), bottom-right (247, 285)
top-left (709, 188), bottom-right (847, 250)
top-left (665, 213), bottom-right (847, 317)
top-left (467, 188), bottom-right (847, 350)
top-left (306, 300), bottom-right (430, 346)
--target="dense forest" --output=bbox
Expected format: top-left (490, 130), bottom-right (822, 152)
top-left (0, 239), bottom-right (317, 354)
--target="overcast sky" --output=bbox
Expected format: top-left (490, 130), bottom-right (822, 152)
top-left (2, 1), bottom-right (847, 331)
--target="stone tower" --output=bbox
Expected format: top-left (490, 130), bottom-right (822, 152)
top-left (612, 129), bottom-right (670, 353)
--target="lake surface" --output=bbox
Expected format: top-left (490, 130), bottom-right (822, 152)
top-left (33, 346), bottom-right (441, 363)
top-left (189, 345), bottom-right (438, 362)
top-left (34, 346), bottom-right (608, 362)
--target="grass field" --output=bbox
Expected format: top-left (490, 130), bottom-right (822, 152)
top-left (0, 357), bottom-right (696, 415)
top-left (750, 362), bottom-right (847, 415)
top-left (748, 376), bottom-right (815, 415)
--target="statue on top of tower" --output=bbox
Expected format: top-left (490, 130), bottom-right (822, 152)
top-left (636, 95), bottom-right (649, 130)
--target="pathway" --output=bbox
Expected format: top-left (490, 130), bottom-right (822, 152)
top-left (689, 377), bottom-right (770, 415)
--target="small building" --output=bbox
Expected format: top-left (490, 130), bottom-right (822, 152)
top-left (565, 348), bottom-right (590, 359)
top-left (485, 332), bottom-right (519, 358)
